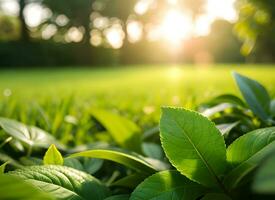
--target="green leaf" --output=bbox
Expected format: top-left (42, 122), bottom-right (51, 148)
top-left (216, 122), bottom-right (239, 136)
top-left (160, 107), bottom-right (227, 188)
top-left (0, 152), bottom-right (22, 168)
top-left (225, 127), bottom-right (275, 189)
top-left (270, 99), bottom-right (275, 117)
top-left (43, 144), bottom-right (63, 165)
top-left (104, 194), bottom-right (129, 200)
top-left (69, 149), bottom-right (157, 175)
top-left (233, 72), bottom-right (271, 122)
top-left (0, 117), bottom-right (65, 149)
top-left (130, 170), bottom-right (205, 200)
top-left (208, 94), bottom-right (246, 107)
top-left (0, 161), bottom-right (9, 174)
top-left (201, 193), bottom-right (232, 200)
top-left (9, 165), bottom-right (110, 200)
top-left (83, 158), bottom-right (103, 174)
top-left (20, 157), bottom-right (43, 166)
top-left (111, 173), bottom-right (148, 189)
top-left (202, 103), bottom-right (235, 117)
top-left (142, 125), bottom-right (159, 140)
top-left (91, 108), bottom-right (141, 152)
top-left (64, 158), bottom-right (84, 171)
top-left (142, 142), bottom-right (164, 160)
top-left (252, 153), bottom-right (275, 194)
top-left (0, 174), bottom-right (54, 200)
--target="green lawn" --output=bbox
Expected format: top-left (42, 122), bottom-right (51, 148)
top-left (0, 64), bottom-right (274, 144)
top-left (1, 64), bottom-right (274, 100)
top-left (0, 65), bottom-right (274, 137)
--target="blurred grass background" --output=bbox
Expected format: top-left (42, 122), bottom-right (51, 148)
top-left (0, 65), bottom-right (274, 145)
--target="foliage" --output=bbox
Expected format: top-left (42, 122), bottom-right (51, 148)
top-left (235, 0), bottom-right (275, 61)
top-left (198, 71), bottom-right (275, 145)
top-left (0, 71), bottom-right (275, 199)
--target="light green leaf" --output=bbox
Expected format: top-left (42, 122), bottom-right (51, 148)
top-left (43, 144), bottom-right (63, 165)
top-left (233, 72), bottom-right (271, 122)
top-left (225, 127), bottom-right (275, 189)
top-left (0, 117), bottom-right (65, 149)
top-left (216, 122), bottom-right (239, 136)
top-left (0, 174), bottom-right (54, 200)
top-left (9, 165), bottom-right (110, 200)
top-left (160, 107), bottom-right (227, 188)
top-left (202, 103), bottom-right (235, 117)
top-left (130, 170), bottom-right (205, 200)
top-left (252, 153), bottom-right (275, 194)
top-left (0, 161), bottom-right (9, 174)
top-left (201, 193), bottom-right (232, 200)
top-left (91, 108), bottom-right (141, 152)
top-left (69, 149), bottom-right (157, 175)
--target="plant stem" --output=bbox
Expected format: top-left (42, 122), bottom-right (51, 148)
top-left (27, 145), bottom-right (32, 157)
top-left (0, 137), bottom-right (12, 149)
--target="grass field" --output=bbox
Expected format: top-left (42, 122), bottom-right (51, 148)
top-left (1, 64), bottom-right (274, 102)
top-left (0, 64), bottom-right (274, 143)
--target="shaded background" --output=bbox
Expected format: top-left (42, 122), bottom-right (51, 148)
top-left (0, 0), bottom-right (274, 67)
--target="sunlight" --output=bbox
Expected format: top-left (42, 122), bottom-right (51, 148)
top-left (168, 66), bottom-right (182, 80)
top-left (206, 0), bottom-right (237, 22)
top-left (104, 24), bottom-right (125, 49)
top-left (160, 9), bottom-right (192, 45)
top-left (0, 0), bottom-right (18, 16)
top-left (127, 20), bottom-right (143, 43)
top-left (24, 3), bottom-right (52, 27)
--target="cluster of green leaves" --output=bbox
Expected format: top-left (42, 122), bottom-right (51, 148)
top-left (1, 106), bottom-right (275, 199)
top-left (1, 72), bottom-right (275, 199)
top-left (199, 72), bottom-right (275, 145)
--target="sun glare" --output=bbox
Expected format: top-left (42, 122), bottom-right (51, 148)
top-left (160, 10), bottom-right (192, 45)
top-left (168, 66), bottom-right (182, 80)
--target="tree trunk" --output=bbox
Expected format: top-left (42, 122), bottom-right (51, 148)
top-left (19, 0), bottom-right (29, 42)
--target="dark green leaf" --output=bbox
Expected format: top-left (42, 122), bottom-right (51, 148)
top-left (270, 99), bottom-right (275, 117)
top-left (225, 127), bottom-right (275, 189)
top-left (253, 153), bottom-right (275, 194)
top-left (142, 142), bottom-right (163, 160)
top-left (209, 94), bottom-right (246, 107)
top-left (20, 157), bottom-right (43, 166)
top-left (201, 193), bottom-right (232, 200)
top-left (130, 170), bottom-right (205, 200)
top-left (83, 158), bottom-right (103, 174)
top-left (104, 194), bottom-right (129, 200)
top-left (233, 72), bottom-right (271, 122)
top-left (64, 158), bottom-right (84, 171)
top-left (111, 173), bottom-right (147, 189)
